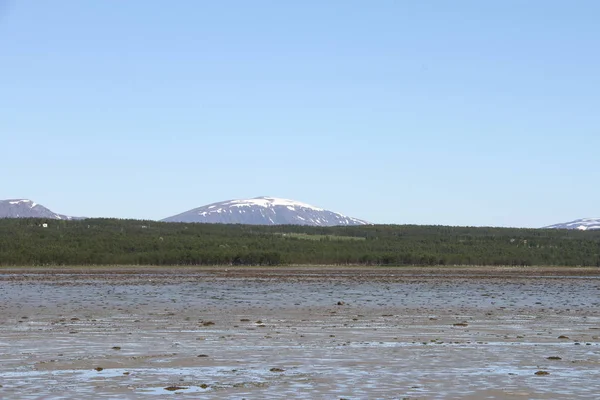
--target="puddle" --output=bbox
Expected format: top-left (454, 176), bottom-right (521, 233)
top-left (137, 385), bottom-right (211, 395)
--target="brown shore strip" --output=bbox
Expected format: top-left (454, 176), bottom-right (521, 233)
top-left (1, 265), bottom-right (599, 280)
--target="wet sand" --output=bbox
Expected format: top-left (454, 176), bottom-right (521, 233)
top-left (1, 266), bottom-right (600, 399)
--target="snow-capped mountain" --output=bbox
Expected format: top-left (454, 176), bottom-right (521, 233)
top-left (0, 199), bottom-right (73, 220)
top-left (543, 218), bottom-right (600, 231)
top-left (161, 196), bottom-right (370, 226)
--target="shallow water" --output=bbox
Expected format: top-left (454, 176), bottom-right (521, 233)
top-left (1, 270), bottom-right (599, 399)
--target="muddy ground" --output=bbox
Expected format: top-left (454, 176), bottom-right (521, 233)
top-left (1, 266), bottom-right (599, 399)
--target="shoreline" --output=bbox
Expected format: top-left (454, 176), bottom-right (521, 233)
top-left (1, 264), bottom-right (599, 277)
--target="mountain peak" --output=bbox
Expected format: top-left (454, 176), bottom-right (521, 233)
top-left (543, 218), bottom-right (600, 231)
top-left (0, 199), bottom-right (71, 220)
top-left (161, 196), bottom-right (369, 226)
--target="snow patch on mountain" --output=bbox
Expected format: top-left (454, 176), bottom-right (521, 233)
top-left (225, 197), bottom-right (324, 211)
top-left (8, 199), bottom-right (38, 208)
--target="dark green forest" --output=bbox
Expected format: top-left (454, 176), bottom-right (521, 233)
top-left (1, 218), bottom-right (600, 267)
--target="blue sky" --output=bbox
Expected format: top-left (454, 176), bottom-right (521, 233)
top-left (1, 1), bottom-right (599, 227)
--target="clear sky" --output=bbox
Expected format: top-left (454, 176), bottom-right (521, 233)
top-left (1, 1), bottom-right (599, 227)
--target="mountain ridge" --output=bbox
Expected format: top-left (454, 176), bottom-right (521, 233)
top-left (3, 197), bottom-right (598, 230)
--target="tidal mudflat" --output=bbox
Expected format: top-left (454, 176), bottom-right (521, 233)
top-left (1, 266), bottom-right (600, 399)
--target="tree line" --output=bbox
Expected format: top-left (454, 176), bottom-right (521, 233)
top-left (0, 218), bottom-right (599, 267)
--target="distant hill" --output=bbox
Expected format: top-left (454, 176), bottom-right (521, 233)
top-left (161, 196), bottom-right (370, 226)
top-left (543, 218), bottom-right (600, 231)
top-left (0, 199), bottom-right (74, 220)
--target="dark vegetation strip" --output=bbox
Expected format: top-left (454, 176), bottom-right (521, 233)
top-left (0, 218), bottom-right (599, 267)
